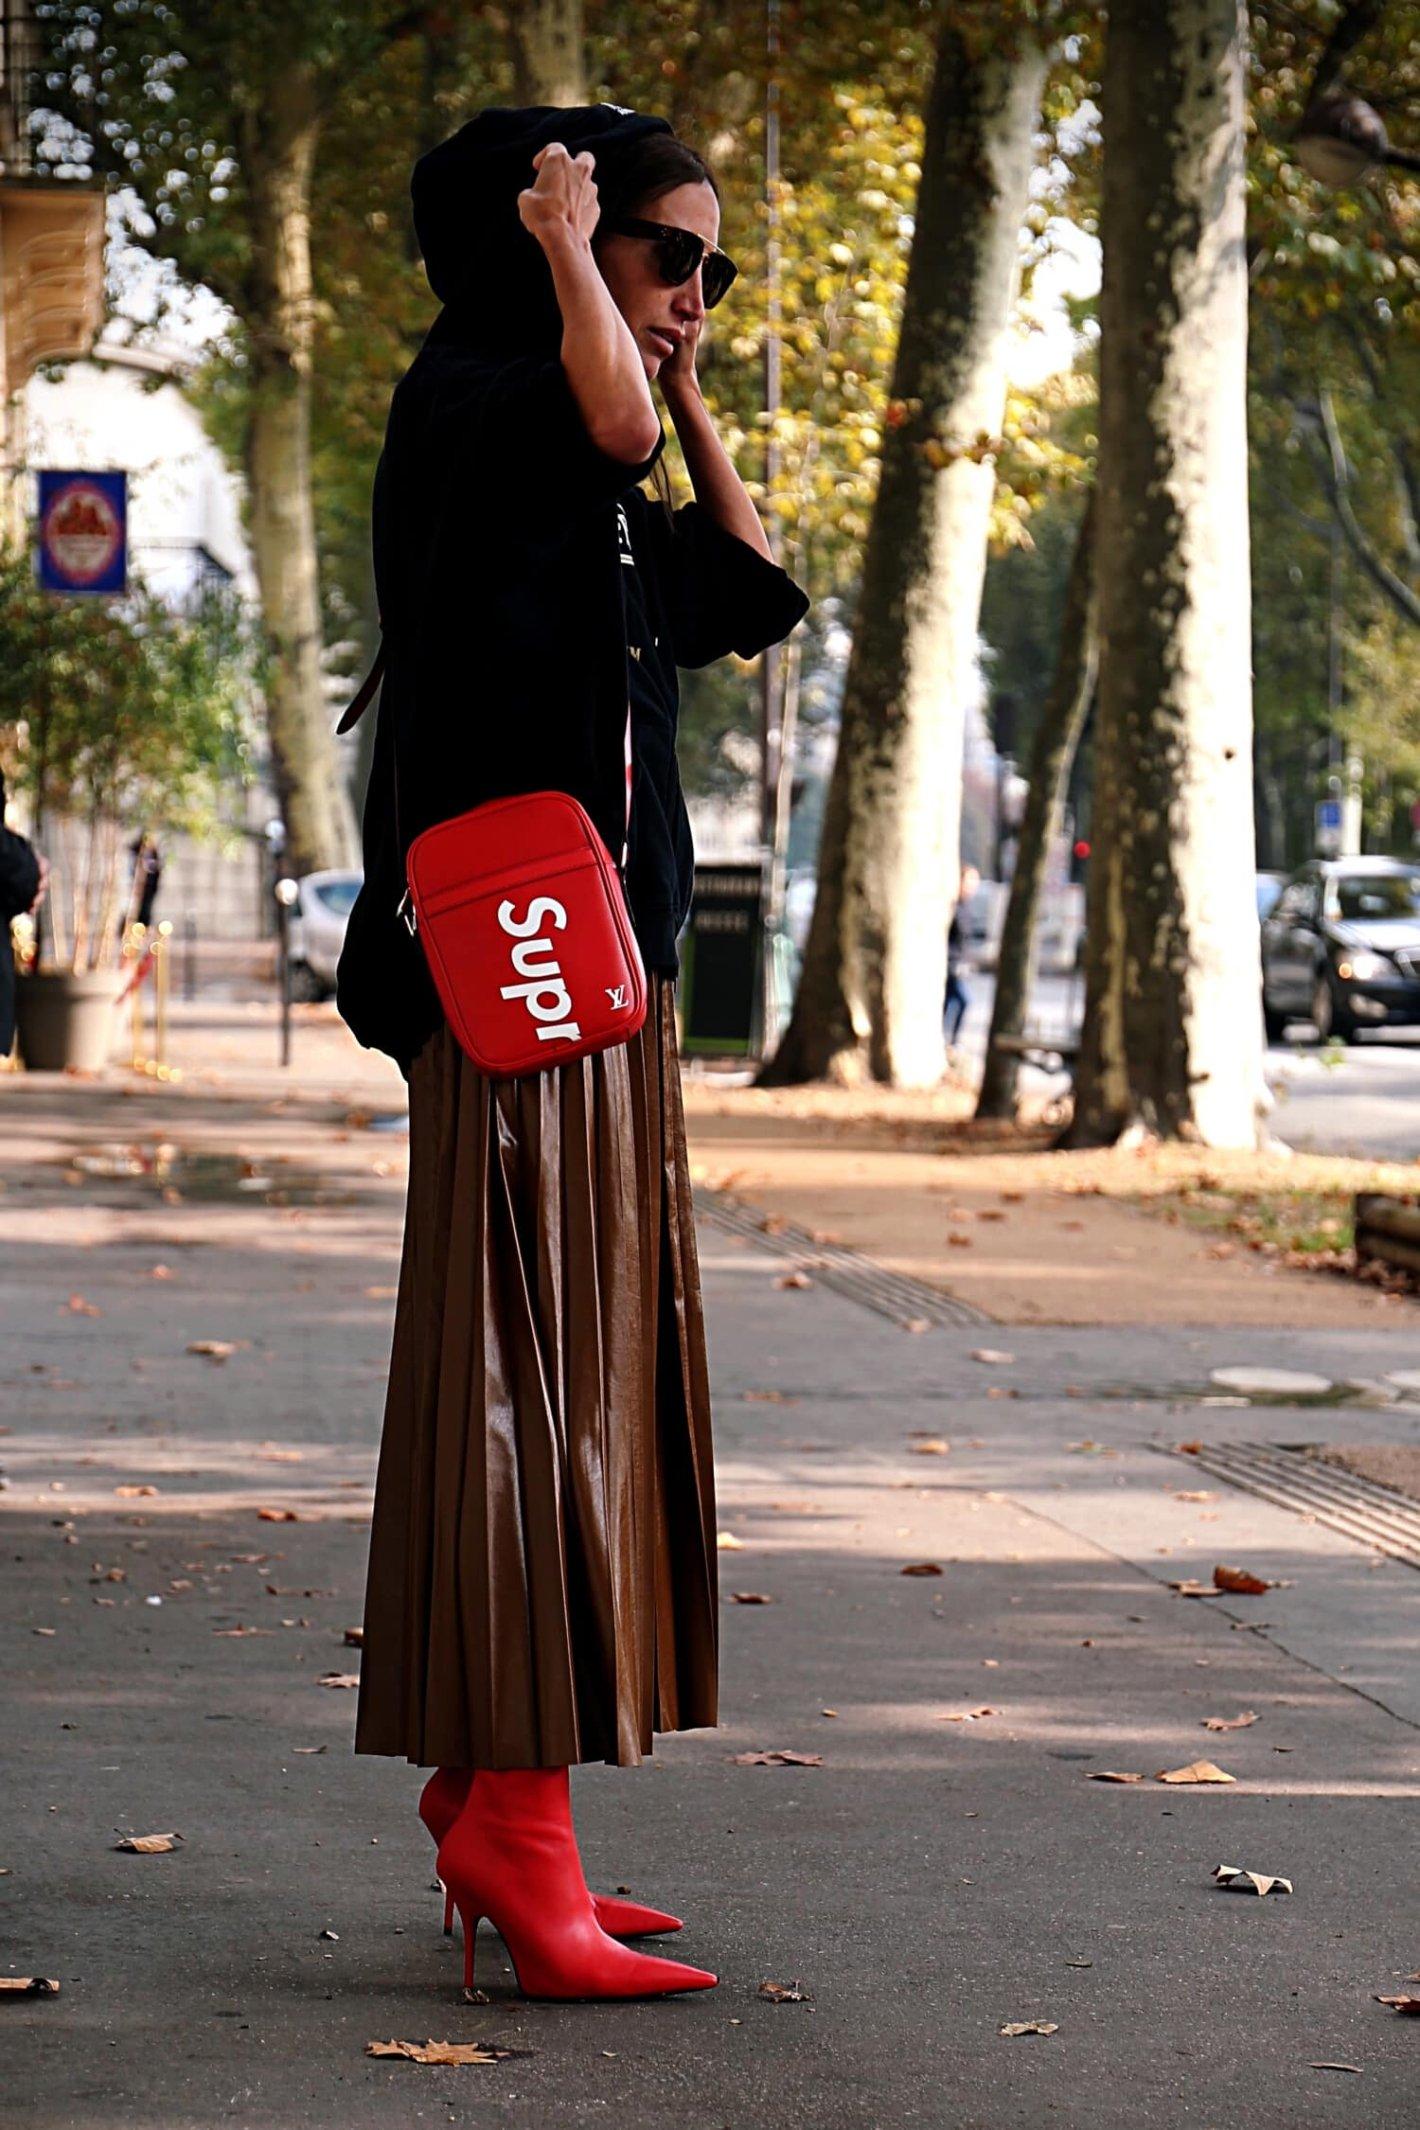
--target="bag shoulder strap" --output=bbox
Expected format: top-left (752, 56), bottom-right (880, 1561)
top-left (336, 639), bottom-right (385, 734)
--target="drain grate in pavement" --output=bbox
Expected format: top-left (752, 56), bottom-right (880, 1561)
top-left (1159, 1439), bottom-right (1420, 1571)
top-left (699, 1190), bottom-right (989, 1330)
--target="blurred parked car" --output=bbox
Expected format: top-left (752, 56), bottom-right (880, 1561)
top-left (1260, 857), bottom-right (1420, 1044)
top-left (288, 868), bottom-right (361, 1001)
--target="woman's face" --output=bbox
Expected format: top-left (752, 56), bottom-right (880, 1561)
top-left (595, 180), bottom-right (721, 377)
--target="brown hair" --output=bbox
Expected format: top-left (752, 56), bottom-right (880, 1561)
top-left (591, 132), bottom-right (722, 522)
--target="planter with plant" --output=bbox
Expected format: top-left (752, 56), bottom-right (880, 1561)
top-left (0, 549), bottom-right (252, 1070)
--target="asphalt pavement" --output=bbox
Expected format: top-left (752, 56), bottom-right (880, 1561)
top-left (2, 1055), bottom-right (1419, 2129)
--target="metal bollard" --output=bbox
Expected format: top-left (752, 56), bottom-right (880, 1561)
top-left (154, 920), bottom-right (174, 1080)
top-left (127, 924), bottom-right (146, 1070)
top-left (274, 877), bottom-right (299, 1069)
top-left (182, 913), bottom-right (196, 1002)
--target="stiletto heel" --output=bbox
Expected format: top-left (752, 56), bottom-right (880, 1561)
top-left (419, 1765), bottom-right (682, 1940)
top-left (458, 1906), bottom-right (482, 1993)
top-left (436, 1767), bottom-right (715, 2002)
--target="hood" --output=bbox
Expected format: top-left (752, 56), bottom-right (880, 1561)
top-left (412, 103), bottom-right (674, 356)
top-left (1333, 918), bottom-right (1420, 952)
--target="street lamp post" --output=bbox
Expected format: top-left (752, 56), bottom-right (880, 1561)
top-left (757, 0), bottom-right (784, 1055)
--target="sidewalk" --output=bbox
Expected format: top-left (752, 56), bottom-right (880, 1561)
top-left (3, 1009), bottom-right (1418, 2128)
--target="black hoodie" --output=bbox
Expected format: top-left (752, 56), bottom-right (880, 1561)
top-left (336, 104), bottom-right (810, 1070)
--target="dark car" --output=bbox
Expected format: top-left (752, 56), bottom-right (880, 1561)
top-left (1260, 858), bottom-right (1420, 1044)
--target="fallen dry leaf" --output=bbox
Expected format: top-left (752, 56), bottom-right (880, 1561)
top-left (114, 1832), bottom-right (182, 1853)
top-left (1155, 1760), bottom-right (1235, 1785)
top-left (0, 1978), bottom-right (60, 1996)
top-left (730, 1750), bottom-right (823, 1767)
top-left (774, 1271), bottom-right (813, 1290)
top-left (66, 1295), bottom-right (102, 1317)
top-left (1169, 1579), bottom-right (1220, 1598)
top-left (365, 2039), bottom-right (524, 2065)
top-left (1308, 2063), bottom-right (1363, 2074)
top-left (1214, 1564), bottom-right (1272, 1595)
top-left (939, 1706), bottom-right (1000, 1723)
top-left (1088, 1770), bottom-right (1145, 1783)
top-left (969, 1349), bottom-right (1014, 1365)
top-left (1203, 1710), bottom-right (1258, 1732)
top-left (363, 1285), bottom-right (399, 1300)
top-left (186, 1341), bottom-right (237, 1361)
top-left (1000, 2021), bottom-right (1058, 2038)
top-left (1213, 1864), bottom-right (1292, 1897)
top-left (730, 1592), bottom-right (774, 1605)
top-left (343, 1627), bottom-right (365, 1646)
top-left (716, 1532), bottom-right (746, 1551)
top-left (900, 1562), bottom-right (944, 1577)
top-left (255, 1446), bottom-right (304, 1464)
top-left (909, 1439), bottom-right (951, 1456)
top-left (114, 1484), bottom-right (158, 1499)
top-left (1374, 1995), bottom-right (1420, 2015)
top-left (1173, 1490), bottom-right (1216, 1502)
top-left (317, 1673), bottom-right (360, 1690)
top-left (257, 1508), bottom-right (302, 1523)
top-left (758, 1980), bottom-right (812, 2003)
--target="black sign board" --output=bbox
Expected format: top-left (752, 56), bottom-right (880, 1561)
top-left (680, 862), bottom-right (763, 1057)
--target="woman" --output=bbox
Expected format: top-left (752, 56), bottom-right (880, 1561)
top-left (336, 104), bottom-right (809, 2002)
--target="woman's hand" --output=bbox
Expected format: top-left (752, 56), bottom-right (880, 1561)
top-left (517, 142), bottom-right (600, 252)
top-left (658, 314), bottom-right (703, 396)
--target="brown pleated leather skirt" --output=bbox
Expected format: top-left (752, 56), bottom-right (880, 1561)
top-left (354, 974), bottom-right (719, 1770)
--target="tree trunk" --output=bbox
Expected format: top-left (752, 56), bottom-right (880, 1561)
top-left (506, 0), bottom-right (586, 106)
top-left (1067, 0), bottom-right (1264, 1149)
top-left (760, 24), bottom-right (1049, 1088)
top-left (243, 69), bottom-right (358, 877)
top-left (976, 488), bottom-right (1097, 1119)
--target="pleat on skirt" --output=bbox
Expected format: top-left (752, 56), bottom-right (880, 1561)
top-left (353, 973), bottom-right (719, 1769)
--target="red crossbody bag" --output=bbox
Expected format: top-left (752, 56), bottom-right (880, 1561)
top-left (339, 648), bottom-right (647, 1078)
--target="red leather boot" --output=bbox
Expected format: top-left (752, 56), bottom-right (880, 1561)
top-left (435, 1766), bottom-right (716, 2000)
top-left (419, 1767), bottom-right (682, 1939)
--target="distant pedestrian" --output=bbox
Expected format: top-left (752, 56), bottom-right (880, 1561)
top-left (335, 104), bottom-right (808, 2003)
top-left (1, 768), bottom-right (45, 1058)
top-left (945, 863), bottom-right (980, 1047)
top-left (126, 833), bottom-right (163, 931)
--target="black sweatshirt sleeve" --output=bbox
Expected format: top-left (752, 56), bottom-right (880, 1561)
top-left (456, 353), bottom-right (667, 517)
top-left (652, 501), bottom-right (810, 669)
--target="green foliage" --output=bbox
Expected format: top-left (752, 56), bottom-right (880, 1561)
top-left (0, 555), bottom-right (256, 968)
top-left (0, 557), bottom-right (253, 832)
top-left (1243, 3), bottom-right (1420, 860)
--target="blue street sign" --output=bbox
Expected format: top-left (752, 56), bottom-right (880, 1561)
top-left (1316, 799), bottom-right (1342, 832)
top-left (37, 470), bottom-right (128, 594)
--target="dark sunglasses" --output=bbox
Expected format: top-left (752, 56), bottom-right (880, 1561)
top-left (600, 215), bottom-right (738, 309)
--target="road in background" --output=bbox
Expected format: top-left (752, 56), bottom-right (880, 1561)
top-left (954, 971), bottom-right (1420, 1161)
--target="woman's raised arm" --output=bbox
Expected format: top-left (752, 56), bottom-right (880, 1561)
top-left (520, 144), bottom-right (661, 465)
